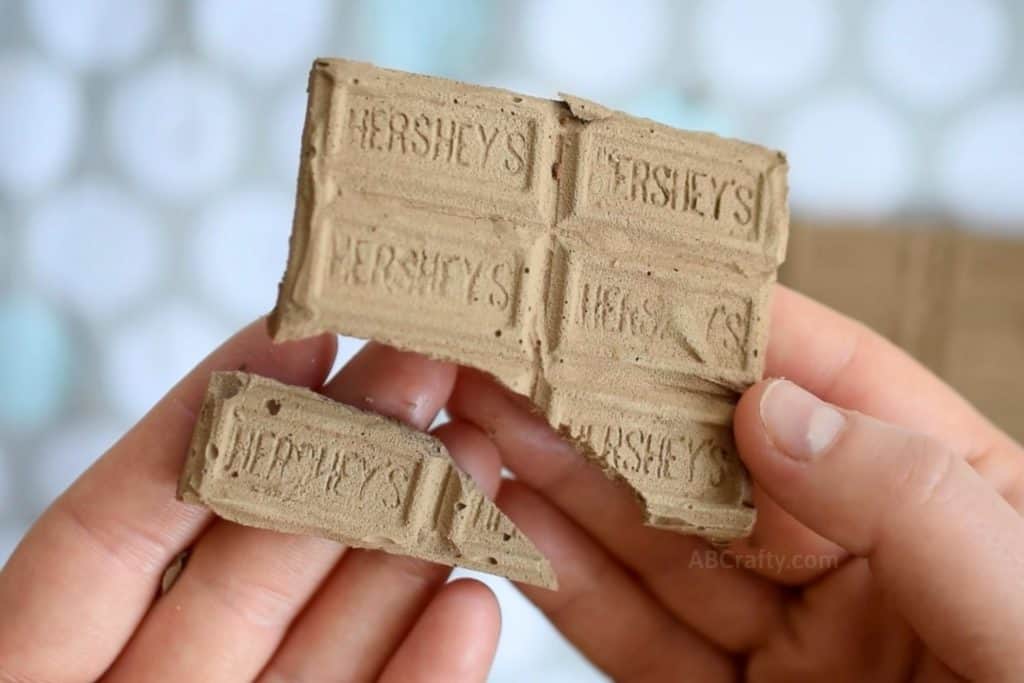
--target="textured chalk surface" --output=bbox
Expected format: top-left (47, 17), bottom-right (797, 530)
top-left (179, 371), bottom-right (556, 589)
top-left (271, 58), bottom-right (790, 541)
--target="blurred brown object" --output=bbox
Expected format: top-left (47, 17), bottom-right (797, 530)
top-left (781, 221), bottom-right (1024, 443)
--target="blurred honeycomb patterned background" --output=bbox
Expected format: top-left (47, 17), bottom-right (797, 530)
top-left (1, 1), bottom-right (1022, 680)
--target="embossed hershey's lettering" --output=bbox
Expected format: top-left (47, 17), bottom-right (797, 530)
top-left (179, 372), bottom-right (557, 588)
top-left (468, 496), bottom-right (503, 533)
top-left (346, 95), bottom-right (529, 176)
top-left (566, 418), bottom-right (739, 489)
top-left (329, 233), bottom-right (516, 312)
top-left (223, 419), bottom-right (411, 509)
top-left (587, 142), bottom-right (758, 237)
top-left (574, 280), bottom-right (672, 341)
top-left (566, 267), bottom-right (752, 371)
top-left (270, 59), bottom-right (791, 542)
top-left (705, 302), bottom-right (748, 362)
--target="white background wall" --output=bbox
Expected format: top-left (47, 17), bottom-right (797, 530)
top-left (1, 1), bottom-right (1022, 679)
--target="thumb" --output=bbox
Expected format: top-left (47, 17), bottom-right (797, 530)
top-left (735, 379), bottom-right (1024, 681)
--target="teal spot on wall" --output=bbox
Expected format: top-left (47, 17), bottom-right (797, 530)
top-left (355, 0), bottom-right (493, 78)
top-left (0, 295), bottom-right (74, 431)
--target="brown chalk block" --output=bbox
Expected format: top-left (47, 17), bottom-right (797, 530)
top-left (178, 371), bottom-right (556, 589)
top-left (270, 59), bottom-right (790, 541)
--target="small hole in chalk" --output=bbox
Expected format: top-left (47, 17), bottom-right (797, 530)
top-left (209, 445), bottom-right (219, 459)
top-left (502, 532), bottom-right (512, 541)
top-left (455, 502), bottom-right (467, 511)
top-left (487, 557), bottom-right (498, 565)
top-left (494, 329), bottom-right (502, 337)
top-left (266, 399), bottom-right (281, 416)
top-left (513, 96), bottom-right (522, 103)
top-left (231, 471), bottom-right (239, 478)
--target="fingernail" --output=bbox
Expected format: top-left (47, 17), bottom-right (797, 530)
top-left (760, 380), bottom-right (845, 461)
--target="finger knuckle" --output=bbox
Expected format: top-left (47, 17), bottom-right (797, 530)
top-left (370, 548), bottom-right (446, 589)
top-left (194, 569), bottom-right (301, 630)
top-left (0, 666), bottom-right (47, 683)
top-left (59, 498), bottom-right (182, 576)
top-left (257, 664), bottom-right (308, 683)
top-left (892, 435), bottom-right (960, 509)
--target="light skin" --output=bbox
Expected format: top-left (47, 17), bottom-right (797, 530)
top-left (1, 285), bottom-right (1022, 681)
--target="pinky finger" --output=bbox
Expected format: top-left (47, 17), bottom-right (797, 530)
top-left (378, 579), bottom-right (500, 683)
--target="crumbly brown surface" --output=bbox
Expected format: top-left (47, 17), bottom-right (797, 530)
top-left (270, 59), bottom-right (790, 541)
top-left (178, 371), bottom-right (556, 589)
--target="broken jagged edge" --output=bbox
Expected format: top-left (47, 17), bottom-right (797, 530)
top-left (178, 371), bottom-right (557, 590)
top-left (270, 58), bottom-right (788, 542)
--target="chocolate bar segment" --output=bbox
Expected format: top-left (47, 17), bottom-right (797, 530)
top-left (178, 371), bottom-right (556, 589)
top-left (271, 59), bottom-right (790, 541)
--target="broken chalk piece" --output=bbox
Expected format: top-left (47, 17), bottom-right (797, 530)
top-left (177, 371), bottom-right (557, 590)
top-left (270, 58), bottom-right (790, 542)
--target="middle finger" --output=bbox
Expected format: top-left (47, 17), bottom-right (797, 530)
top-left (500, 480), bottom-right (736, 681)
top-left (259, 419), bottom-right (502, 682)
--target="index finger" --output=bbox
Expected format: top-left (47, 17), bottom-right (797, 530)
top-left (0, 319), bottom-right (337, 683)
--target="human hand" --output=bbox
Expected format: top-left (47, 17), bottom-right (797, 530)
top-left (447, 285), bottom-right (1024, 681)
top-left (0, 321), bottom-right (502, 682)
